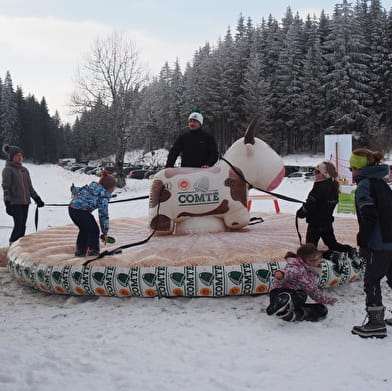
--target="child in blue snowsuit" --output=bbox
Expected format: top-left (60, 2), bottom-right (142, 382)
top-left (68, 171), bottom-right (116, 257)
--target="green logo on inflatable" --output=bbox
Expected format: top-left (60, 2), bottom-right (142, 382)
top-left (228, 271), bottom-right (243, 285)
top-left (143, 273), bottom-right (157, 287)
top-left (170, 272), bottom-right (185, 287)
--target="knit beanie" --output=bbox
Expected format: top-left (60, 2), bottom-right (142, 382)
top-left (315, 162), bottom-right (331, 178)
top-left (99, 170), bottom-right (117, 191)
top-left (188, 110), bottom-right (203, 125)
top-left (349, 153), bottom-right (369, 169)
top-left (2, 144), bottom-right (23, 161)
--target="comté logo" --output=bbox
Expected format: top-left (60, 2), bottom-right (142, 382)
top-left (92, 272), bottom-right (105, 285)
top-left (199, 272), bottom-right (214, 286)
top-left (142, 273), bottom-right (157, 287)
top-left (72, 271), bottom-right (82, 284)
top-left (170, 272), bottom-right (185, 287)
top-left (228, 271), bottom-right (243, 285)
top-left (52, 271), bottom-right (62, 284)
top-left (117, 273), bottom-right (130, 287)
top-left (256, 269), bottom-right (271, 283)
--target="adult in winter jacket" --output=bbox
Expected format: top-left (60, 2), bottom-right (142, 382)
top-left (165, 110), bottom-right (219, 168)
top-left (296, 161), bottom-right (353, 258)
top-left (2, 145), bottom-right (44, 245)
top-left (68, 171), bottom-right (116, 257)
top-left (266, 243), bottom-right (337, 322)
top-left (350, 148), bottom-right (392, 339)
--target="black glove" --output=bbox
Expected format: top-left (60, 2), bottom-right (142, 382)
top-left (296, 206), bottom-right (306, 219)
top-left (34, 196), bottom-right (45, 208)
top-left (4, 200), bottom-right (14, 216)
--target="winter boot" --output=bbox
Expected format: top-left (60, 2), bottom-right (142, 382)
top-left (330, 252), bottom-right (345, 274)
top-left (386, 318), bottom-right (392, 326)
top-left (352, 306), bottom-right (387, 338)
top-left (299, 303), bottom-right (328, 322)
top-left (348, 248), bottom-right (364, 269)
top-left (266, 292), bottom-right (293, 317)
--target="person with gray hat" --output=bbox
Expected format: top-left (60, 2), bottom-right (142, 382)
top-left (2, 144), bottom-right (44, 245)
top-left (165, 109), bottom-right (219, 168)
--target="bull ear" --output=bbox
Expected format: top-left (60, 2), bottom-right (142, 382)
top-left (244, 118), bottom-right (257, 145)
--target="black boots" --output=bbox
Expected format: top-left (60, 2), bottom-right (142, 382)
top-left (266, 292), bottom-right (293, 317)
top-left (352, 306), bottom-right (387, 338)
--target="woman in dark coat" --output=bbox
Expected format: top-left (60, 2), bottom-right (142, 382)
top-left (2, 145), bottom-right (44, 245)
top-left (296, 161), bottom-right (352, 256)
top-left (349, 148), bottom-right (392, 338)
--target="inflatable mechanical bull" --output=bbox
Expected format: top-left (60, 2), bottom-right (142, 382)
top-left (148, 119), bottom-right (285, 234)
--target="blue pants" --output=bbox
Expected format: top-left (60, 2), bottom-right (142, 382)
top-left (68, 207), bottom-right (99, 255)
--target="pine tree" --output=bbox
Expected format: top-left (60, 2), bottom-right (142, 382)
top-left (0, 71), bottom-right (18, 146)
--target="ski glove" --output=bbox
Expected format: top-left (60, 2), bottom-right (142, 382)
top-left (296, 206), bottom-right (306, 219)
top-left (4, 200), bottom-right (14, 216)
top-left (34, 196), bottom-right (45, 208)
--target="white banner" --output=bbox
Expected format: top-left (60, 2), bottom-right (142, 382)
top-left (324, 134), bottom-right (353, 183)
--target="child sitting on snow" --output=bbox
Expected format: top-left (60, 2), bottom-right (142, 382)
top-left (266, 243), bottom-right (337, 321)
top-left (68, 170), bottom-right (116, 257)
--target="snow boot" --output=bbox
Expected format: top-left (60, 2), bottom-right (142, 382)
top-left (330, 252), bottom-right (345, 274)
top-left (352, 306), bottom-right (387, 338)
top-left (348, 248), bottom-right (364, 269)
top-left (266, 292), bottom-right (293, 317)
top-left (385, 316), bottom-right (392, 326)
top-left (300, 303), bottom-right (328, 321)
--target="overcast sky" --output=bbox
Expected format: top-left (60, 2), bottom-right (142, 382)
top-left (1, 0), bottom-right (392, 124)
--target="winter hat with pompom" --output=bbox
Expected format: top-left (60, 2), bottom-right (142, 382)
top-left (99, 170), bottom-right (117, 191)
top-left (2, 144), bottom-right (23, 161)
top-left (188, 109), bottom-right (203, 125)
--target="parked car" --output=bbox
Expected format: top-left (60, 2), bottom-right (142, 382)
top-left (70, 163), bottom-right (87, 172)
top-left (128, 169), bottom-right (149, 179)
top-left (80, 166), bottom-right (96, 174)
top-left (284, 165), bottom-right (300, 176)
top-left (143, 169), bottom-right (161, 179)
top-left (287, 171), bottom-right (314, 180)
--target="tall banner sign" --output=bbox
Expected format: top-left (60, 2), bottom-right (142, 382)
top-left (324, 134), bottom-right (353, 184)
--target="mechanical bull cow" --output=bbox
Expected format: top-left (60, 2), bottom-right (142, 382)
top-left (148, 119), bottom-right (285, 234)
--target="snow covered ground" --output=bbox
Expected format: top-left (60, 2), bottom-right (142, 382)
top-left (0, 157), bottom-right (391, 391)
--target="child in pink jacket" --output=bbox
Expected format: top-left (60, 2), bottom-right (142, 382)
top-left (266, 243), bottom-right (337, 321)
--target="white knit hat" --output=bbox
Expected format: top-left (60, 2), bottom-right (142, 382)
top-left (315, 162), bottom-right (331, 178)
top-left (188, 111), bottom-right (203, 125)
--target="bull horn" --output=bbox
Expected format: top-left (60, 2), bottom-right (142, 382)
top-left (244, 118), bottom-right (257, 145)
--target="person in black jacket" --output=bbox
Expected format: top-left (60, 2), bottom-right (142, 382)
top-left (2, 145), bottom-right (44, 245)
top-left (296, 161), bottom-right (352, 256)
top-left (165, 110), bottom-right (219, 168)
top-left (349, 148), bottom-right (392, 338)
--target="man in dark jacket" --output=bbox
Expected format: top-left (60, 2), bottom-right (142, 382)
top-left (165, 110), bottom-right (219, 168)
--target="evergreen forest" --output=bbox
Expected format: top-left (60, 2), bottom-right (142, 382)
top-left (1, 0), bottom-right (392, 164)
